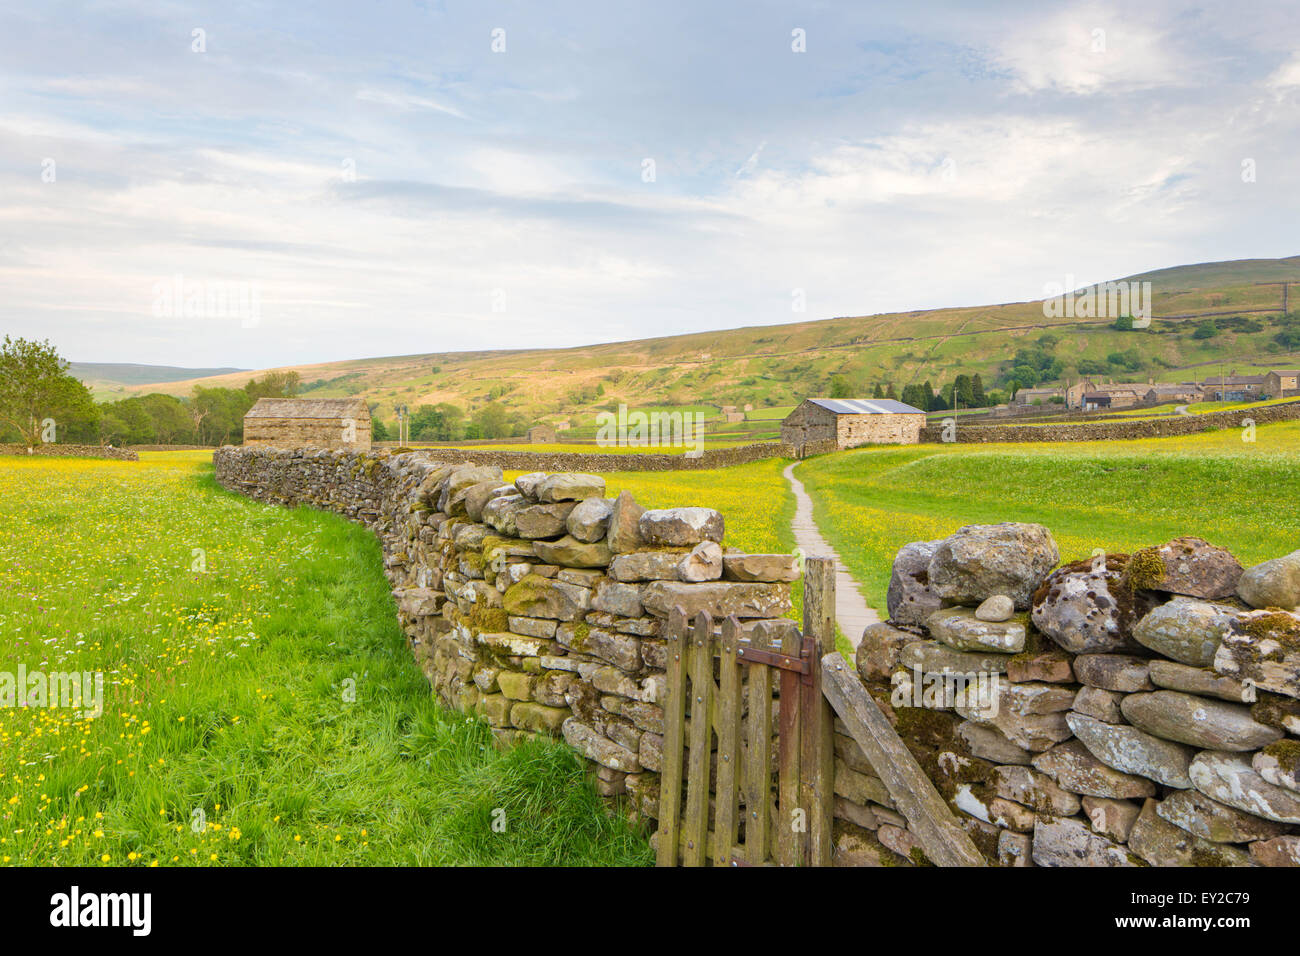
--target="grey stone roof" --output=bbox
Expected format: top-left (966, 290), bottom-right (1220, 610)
top-left (244, 397), bottom-right (370, 419)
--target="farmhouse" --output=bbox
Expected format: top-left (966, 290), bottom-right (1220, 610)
top-left (1014, 387), bottom-right (1064, 407)
top-left (781, 398), bottom-right (926, 454)
top-left (242, 397), bottom-right (371, 450)
top-left (527, 424), bottom-right (556, 444)
top-left (1144, 383), bottom-right (1204, 406)
top-left (1264, 369), bottom-right (1300, 398)
top-left (1202, 374), bottom-right (1266, 402)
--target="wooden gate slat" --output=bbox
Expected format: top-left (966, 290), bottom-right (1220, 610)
top-left (776, 624), bottom-right (804, 867)
top-left (681, 610), bottom-right (714, 867)
top-left (801, 558), bottom-right (836, 867)
top-left (744, 625), bottom-right (774, 865)
top-left (821, 651), bottom-right (987, 867)
top-left (712, 615), bottom-right (743, 867)
top-left (655, 607), bottom-right (689, 867)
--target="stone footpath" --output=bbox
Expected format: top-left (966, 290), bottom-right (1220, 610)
top-left (784, 462), bottom-right (880, 647)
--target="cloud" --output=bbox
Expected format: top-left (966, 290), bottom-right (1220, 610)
top-left (0, 0), bottom-right (1297, 367)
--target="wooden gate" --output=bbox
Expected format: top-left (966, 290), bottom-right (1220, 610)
top-left (656, 557), bottom-right (836, 866)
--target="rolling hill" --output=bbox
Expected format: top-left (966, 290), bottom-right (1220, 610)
top-left (72, 362), bottom-right (250, 400)
top-left (111, 256), bottom-right (1300, 429)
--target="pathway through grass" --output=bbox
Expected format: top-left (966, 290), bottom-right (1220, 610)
top-left (797, 421), bottom-right (1300, 612)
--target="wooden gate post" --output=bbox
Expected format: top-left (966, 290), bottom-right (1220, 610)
top-left (801, 557), bottom-right (836, 867)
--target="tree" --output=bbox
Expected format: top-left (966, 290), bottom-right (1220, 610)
top-left (971, 374), bottom-right (987, 407)
top-left (1113, 315), bottom-right (1135, 331)
top-left (1192, 321), bottom-right (1218, 340)
top-left (829, 375), bottom-right (852, 398)
top-left (192, 386), bottom-right (253, 445)
top-left (872, 383), bottom-right (885, 399)
top-left (954, 374), bottom-right (976, 409)
top-left (244, 371), bottom-right (301, 400)
top-left (138, 393), bottom-right (196, 443)
top-left (473, 402), bottom-right (511, 439)
top-left (884, 383), bottom-right (898, 400)
top-left (0, 336), bottom-right (98, 447)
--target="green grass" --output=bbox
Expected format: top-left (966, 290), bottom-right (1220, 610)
top-left (0, 455), bottom-right (651, 866)
top-left (593, 458), bottom-right (854, 657)
top-left (796, 421), bottom-right (1300, 615)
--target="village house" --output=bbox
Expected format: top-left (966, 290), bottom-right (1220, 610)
top-left (1085, 382), bottom-right (1148, 409)
top-left (1263, 370), bottom-right (1300, 398)
top-left (1144, 383), bottom-right (1204, 406)
top-left (780, 398), bottom-right (926, 454)
top-left (1064, 380), bottom-right (1097, 409)
top-left (1201, 374), bottom-right (1267, 402)
top-left (242, 397), bottom-right (372, 450)
top-left (526, 424), bottom-right (557, 444)
top-left (1014, 386), bottom-right (1064, 407)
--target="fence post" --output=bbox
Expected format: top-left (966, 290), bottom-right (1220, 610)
top-left (802, 556), bottom-right (836, 866)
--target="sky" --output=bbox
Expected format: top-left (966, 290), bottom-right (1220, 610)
top-left (2, 0), bottom-right (1299, 369)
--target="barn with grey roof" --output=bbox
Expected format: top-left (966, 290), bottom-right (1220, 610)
top-left (243, 397), bottom-right (372, 450)
top-left (781, 397), bottom-right (926, 455)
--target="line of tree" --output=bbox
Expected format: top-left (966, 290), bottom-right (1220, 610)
top-left (0, 336), bottom-right (312, 447)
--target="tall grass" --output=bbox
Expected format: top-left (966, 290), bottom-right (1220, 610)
top-left (0, 457), bottom-right (651, 866)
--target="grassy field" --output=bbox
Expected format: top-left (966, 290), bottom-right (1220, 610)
top-left (0, 454), bottom-right (652, 866)
top-left (796, 420), bottom-right (1300, 615)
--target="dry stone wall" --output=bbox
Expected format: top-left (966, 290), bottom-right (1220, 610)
top-left (839, 524), bottom-right (1300, 867)
top-left (212, 445), bottom-right (798, 823)
top-left (919, 399), bottom-right (1300, 443)
top-left (0, 443), bottom-right (139, 461)
top-left (371, 441), bottom-right (791, 472)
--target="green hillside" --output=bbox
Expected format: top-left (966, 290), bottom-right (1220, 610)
top-left (120, 256), bottom-right (1300, 431)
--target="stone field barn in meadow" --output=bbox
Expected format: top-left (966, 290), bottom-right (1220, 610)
top-left (781, 397), bottom-right (926, 454)
top-left (243, 397), bottom-right (372, 451)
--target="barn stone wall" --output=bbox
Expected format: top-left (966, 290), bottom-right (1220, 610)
top-left (212, 445), bottom-right (798, 827)
top-left (836, 412), bottom-right (925, 448)
top-left (244, 417), bottom-right (372, 451)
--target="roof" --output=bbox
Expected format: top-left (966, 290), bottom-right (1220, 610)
top-left (1148, 383), bottom-right (1202, 392)
top-left (807, 398), bottom-right (926, 415)
top-left (1203, 375), bottom-right (1266, 386)
top-left (1268, 370), bottom-right (1300, 376)
top-left (1092, 383), bottom-right (1148, 394)
top-left (244, 397), bottom-right (370, 419)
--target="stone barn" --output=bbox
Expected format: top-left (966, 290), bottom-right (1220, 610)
top-left (781, 398), bottom-right (926, 454)
top-left (527, 424), bottom-right (557, 444)
top-left (243, 398), bottom-right (372, 451)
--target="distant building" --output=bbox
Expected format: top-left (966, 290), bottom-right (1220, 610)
top-left (243, 398), bottom-right (371, 450)
top-left (781, 398), bottom-right (926, 454)
top-left (1015, 387), bottom-right (1064, 406)
top-left (1087, 382), bottom-right (1148, 409)
top-left (527, 424), bottom-right (557, 444)
top-left (1202, 375), bottom-right (1267, 402)
top-left (555, 421), bottom-right (571, 432)
top-left (1264, 370), bottom-right (1300, 398)
top-left (1144, 383), bottom-right (1204, 406)
top-left (1064, 380), bottom-right (1098, 409)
